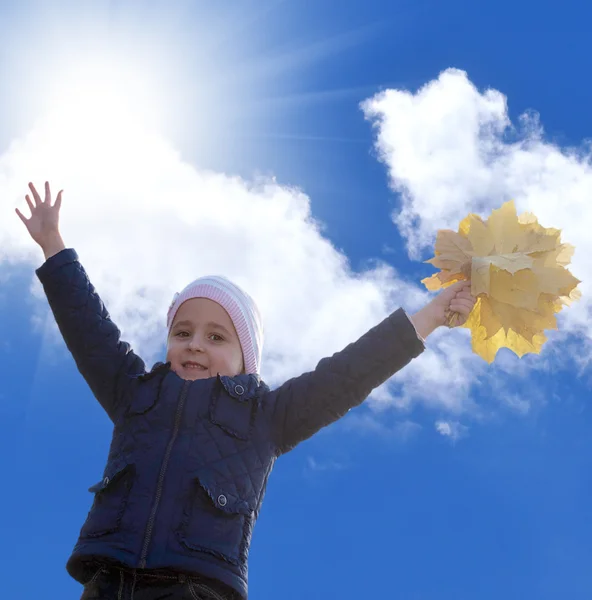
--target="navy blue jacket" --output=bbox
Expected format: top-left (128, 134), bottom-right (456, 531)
top-left (36, 248), bottom-right (425, 598)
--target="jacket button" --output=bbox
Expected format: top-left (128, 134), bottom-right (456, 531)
top-left (234, 385), bottom-right (245, 396)
top-left (217, 494), bottom-right (227, 507)
top-left (103, 477), bottom-right (110, 485)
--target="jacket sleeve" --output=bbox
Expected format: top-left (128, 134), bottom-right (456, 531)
top-left (267, 308), bottom-right (425, 454)
top-left (35, 248), bottom-right (146, 422)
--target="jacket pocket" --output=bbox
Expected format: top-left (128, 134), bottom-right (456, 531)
top-left (81, 463), bottom-right (135, 538)
top-left (177, 472), bottom-right (255, 565)
top-left (209, 375), bottom-right (258, 440)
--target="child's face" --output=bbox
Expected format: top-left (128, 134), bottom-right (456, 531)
top-left (166, 297), bottom-right (244, 381)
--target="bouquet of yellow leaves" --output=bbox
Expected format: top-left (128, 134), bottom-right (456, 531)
top-left (422, 201), bottom-right (581, 363)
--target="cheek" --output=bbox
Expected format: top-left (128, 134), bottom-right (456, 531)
top-left (165, 337), bottom-right (180, 358)
top-left (233, 348), bottom-right (245, 373)
top-left (215, 346), bottom-right (243, 370)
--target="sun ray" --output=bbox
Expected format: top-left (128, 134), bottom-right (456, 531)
top-left (0, 0), bottom-right (386, 180)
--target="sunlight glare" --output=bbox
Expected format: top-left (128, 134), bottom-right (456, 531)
top-left (46, 62), bottom-right (163, 137)
top-left (36, 58), bottom-right (178, 184)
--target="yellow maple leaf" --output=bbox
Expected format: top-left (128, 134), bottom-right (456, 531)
top-left (487, 201), bottom-right (523, 253)
top-left (421, 200), bottom-right (581, 362)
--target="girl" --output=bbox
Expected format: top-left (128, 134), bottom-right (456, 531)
top-left (16, 182), bottom-right (475, 600)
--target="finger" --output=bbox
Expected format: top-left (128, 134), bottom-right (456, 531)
top-left (451, 297), bottom-right (476, 308)
top-left (445, 311), bottom-right (460, 328)
top-left (447, 279), bottom-right (470, 292)
top-left (447, 312), bottom-right (466, 328)
top-left (54, 189), bottom-right (63, 210)
top-left (45, 181), bottom-right (51, 204)
top-left (28, 182), bottom-right (42, 205)
top-left (448, 308), bottom-right (470, 323)
top-left (15, 208), bottom-right (28, 224)
top-left (450, 300), bottom-right (476, 314)
top-left (441, 280), bottom-right (471, 301)
top-left (25, 195), bottom-right (34, 214)
top-left (455, 290), bottom-right (476, 302)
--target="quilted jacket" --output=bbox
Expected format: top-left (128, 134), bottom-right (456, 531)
top-left (36, 248), bottom-right (425, 599)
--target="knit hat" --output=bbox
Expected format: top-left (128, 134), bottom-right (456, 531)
top-left (166, 276), bottom-right (263, 374)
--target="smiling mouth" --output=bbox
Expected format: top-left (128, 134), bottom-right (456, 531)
top-left (182, 362), bottom-right (208, 371)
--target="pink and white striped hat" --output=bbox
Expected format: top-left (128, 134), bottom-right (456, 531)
top-left (166, 276), bottom-right (263, 374)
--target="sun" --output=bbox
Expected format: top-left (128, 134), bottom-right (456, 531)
top-left (5, 2), bottom-right (240, 169)
top-left (44, 60), bottom-right (164, 137)
top-left (1, 0), bottom-right (352, 185)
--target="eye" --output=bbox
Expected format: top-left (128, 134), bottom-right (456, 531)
top-left (209, 333), bottom-right (224, 342)
top-left (175, 331), bottom-right (189, 337)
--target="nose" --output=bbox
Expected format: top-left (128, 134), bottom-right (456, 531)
top-left (188, 336), bottom-right (204, 352)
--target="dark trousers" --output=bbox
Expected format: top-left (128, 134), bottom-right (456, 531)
top-left (80, 566), bottom-right (234, 600)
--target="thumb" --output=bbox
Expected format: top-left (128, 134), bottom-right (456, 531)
top-left (15, 207), bottom-right (28, 225)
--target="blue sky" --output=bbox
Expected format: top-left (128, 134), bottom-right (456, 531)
top-left (2, 0), bottom-right (592, 598)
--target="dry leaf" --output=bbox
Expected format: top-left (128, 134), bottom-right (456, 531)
top-left (421, 200), bottom-right (581, 362)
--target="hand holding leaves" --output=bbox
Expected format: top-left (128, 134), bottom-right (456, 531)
top-left (410, 280), bottom-right (476, 339)
top-left (421, 201), bottom-right (580, 362)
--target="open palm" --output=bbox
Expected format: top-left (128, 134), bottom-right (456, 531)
top-left (15, 182), bottom-right (63, 246)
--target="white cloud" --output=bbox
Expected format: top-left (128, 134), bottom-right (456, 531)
top-left (360, 68), bottom-right (592, 412)
top-left (435, 420), bottom-right (468, 442)
top-left (340, 412), bottom-right (423, 442)
top-left (387, 327), bottom-right (480, 413)
top-left (306, 456), bottom-right (349, 473)
top-left (501, 394), bottom-right (531, 415)
top-left (362, 68), bottom-right (591, 341)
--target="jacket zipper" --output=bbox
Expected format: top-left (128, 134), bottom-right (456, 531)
top-left (139, 380), bottom-right (190, 568)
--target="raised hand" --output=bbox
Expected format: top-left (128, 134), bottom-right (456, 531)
top-left (16, 181), bottom-right (66, 259)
